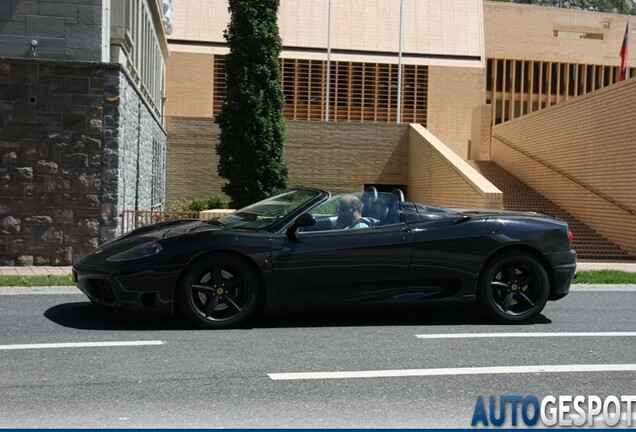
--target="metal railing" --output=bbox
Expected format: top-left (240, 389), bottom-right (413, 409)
top-left (121, 210), bottom-right (199, 233)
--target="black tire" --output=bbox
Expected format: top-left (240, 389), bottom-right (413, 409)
top-left (177, 253), bottom-right (259, 329)
top-left (477, 250), bottom-right (550, 324)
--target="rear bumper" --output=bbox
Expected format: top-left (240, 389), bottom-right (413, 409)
top-left (545, 250), bottom-right (577, 300)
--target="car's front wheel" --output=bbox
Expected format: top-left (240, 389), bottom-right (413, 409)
top-left (178, 253), bottom-right (259, 329)
top-left (477, 250), bottom-right (550, 324)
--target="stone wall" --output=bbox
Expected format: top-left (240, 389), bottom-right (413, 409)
top-left (0, 58), bottom-right (166, 266)
top-left (102, 68), bottom-right (167, 237)
top-left (0, 0), bottom-right (103, 61)
top-left (117, 72), bottom-right (167, 213)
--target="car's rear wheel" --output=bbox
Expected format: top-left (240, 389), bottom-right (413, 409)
top-left (178, 253), bottom-right (259, 329)
top-left (477, 250), bottom-right (550, 324)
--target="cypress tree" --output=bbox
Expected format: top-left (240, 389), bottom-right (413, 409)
top-left (215, 0), bottom-right (288, 208)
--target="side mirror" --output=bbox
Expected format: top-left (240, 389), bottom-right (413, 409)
top-left (286, 213), bottom-right (316, 241)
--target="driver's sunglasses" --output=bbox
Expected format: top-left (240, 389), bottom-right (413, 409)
top-left (339, 204), bottom-right (354, 212)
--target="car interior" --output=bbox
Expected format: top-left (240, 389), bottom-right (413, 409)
top-left (300, 187), bottom-right (405, 232)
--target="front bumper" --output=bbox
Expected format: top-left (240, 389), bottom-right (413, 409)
top-left (72, 261), bottom-right (180, 315)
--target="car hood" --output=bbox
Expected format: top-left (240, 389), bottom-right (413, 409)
top-left (123, 219), bottom-right (223, 239)
top-left (80, 219), bottom-right (224, 263)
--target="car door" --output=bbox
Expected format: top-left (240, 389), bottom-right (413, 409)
top-left (397, 217), bottom-right (489, 301)
top-left (269, 222), bottom-right (414, 305)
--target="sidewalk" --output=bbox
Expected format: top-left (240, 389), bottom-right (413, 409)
top-left (576, 261), bottom-right (636, 272)
top-left (1, 261), bottom-right (635, 276)
top-left (0, 266), bottom-right (73, 276)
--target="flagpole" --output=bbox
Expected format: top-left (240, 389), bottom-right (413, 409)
top-left (628, 20), bottom-right (631, 80)
top-left (325, 0), bottom-right (332, 121)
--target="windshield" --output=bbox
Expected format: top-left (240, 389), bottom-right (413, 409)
top-left (218, 188), bottom-right (322, 230)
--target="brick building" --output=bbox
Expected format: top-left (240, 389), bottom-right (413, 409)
top-left (0, 0), bottom-right (170, 265)
top-left (165, 0), bottom-right (635, 259)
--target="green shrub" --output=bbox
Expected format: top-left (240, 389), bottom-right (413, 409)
top-left (165, 196), bottom-right (229, 213)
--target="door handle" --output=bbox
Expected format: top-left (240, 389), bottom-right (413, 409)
top-left (400, 226), bottom-right (410, 240)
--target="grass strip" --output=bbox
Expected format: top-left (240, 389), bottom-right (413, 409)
top-left (574, 270), bottom-right (636, 285)
top-left (0, 274), bottom-right (74, 287)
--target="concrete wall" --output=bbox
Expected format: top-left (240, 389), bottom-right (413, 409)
top-left (165, 57), bottom-right (486, 162)
top-left (166, 118), bottom-right (409, 201)
top-left (484, 1), bottom-right (636, 65)
top-left (285, 122), bottom-right (409, 193)
top-left (165, 117), bottom-right (224, 201)
top-left (166, 0), bottom-right (487, 159)
top-left (0, 0), bottom-right (103, 61)
top-left (491, 78), bottom-right (636, 256)
top-left (166, 117), bottom-right (504, 211)
top-left (427, 66), bottom-right (486, 157)
top-left (165, 51), bottom-right (215, 118)
top-left (171, 0), bottom-right (484, 67)
top-left (470, 104), bottom-right (492, 161)
top-left (408, 124), bottom-right (501, 209)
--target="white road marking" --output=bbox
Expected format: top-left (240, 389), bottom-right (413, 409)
top-left (0, 340), bottom-right (165, 351)
top-left (415, 331), bottom-right (636, 339)
top-left (268, 364), bottom-right (636, 381)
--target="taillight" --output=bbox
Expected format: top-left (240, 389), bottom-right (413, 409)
top-left (568, 230), bottom-right (574, 245)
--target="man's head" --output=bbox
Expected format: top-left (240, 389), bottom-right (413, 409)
top-left (336, 194), bottom-right (363, 228)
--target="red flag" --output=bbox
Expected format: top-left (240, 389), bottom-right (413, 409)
top-left (619, 21), bottom-right (629, 81)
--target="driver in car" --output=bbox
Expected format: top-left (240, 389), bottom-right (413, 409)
top-left (336, 194), bottom-right (373, 229)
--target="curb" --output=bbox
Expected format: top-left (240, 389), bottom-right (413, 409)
top-left (0, 286), bottom-right (79, 294)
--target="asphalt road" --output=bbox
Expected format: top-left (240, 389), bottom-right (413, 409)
top-left (1, 285), bottom-right (635, 428)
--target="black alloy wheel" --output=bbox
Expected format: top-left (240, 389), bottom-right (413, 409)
top-left (478, 250), bottom-right (550, 324)
top-left (178, 253), bottom-right (259, 329)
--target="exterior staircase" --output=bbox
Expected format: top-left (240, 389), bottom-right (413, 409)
top-left (469, 161), bottom-right (635, 261)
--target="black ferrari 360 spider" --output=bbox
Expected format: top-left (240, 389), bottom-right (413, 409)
top-left (73, 187), bottom-right (576, 328)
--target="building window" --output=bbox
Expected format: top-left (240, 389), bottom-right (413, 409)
top-left (486, 58), bottom-right (634, 125)
top-left (553, 30), bottom-right (604, 40)
top-left (213, 55), bottom-right (428, 125)
top-left (150, 138), bottom-right (165, 210)
top-left (213, 55), bottom-right (226, 115)
top-left (122, 0), bottom-right (165, 117)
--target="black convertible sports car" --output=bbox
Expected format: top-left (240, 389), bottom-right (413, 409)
top-left (73, 187), bottom-right (576, 328)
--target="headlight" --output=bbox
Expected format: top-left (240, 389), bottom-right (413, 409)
top-left (106, 241), bottom-right (163, 262)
